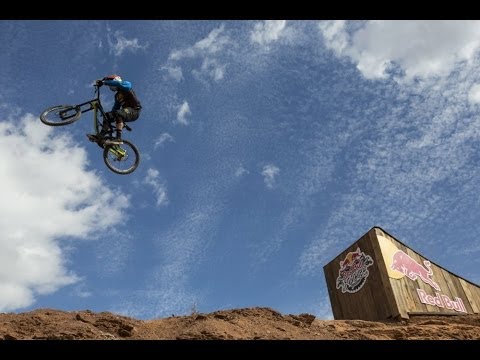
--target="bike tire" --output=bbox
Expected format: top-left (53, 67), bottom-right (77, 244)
top-left (40, 105), bottom-right (81, 126)
top-left (103, 139), bottom-right (140, 175)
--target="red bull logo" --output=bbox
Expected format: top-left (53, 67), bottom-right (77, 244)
top-left (336, 247), bottom-right (374, 294)
top-left (416, 289), bottom-right (467, 313)
top-left (391, 250), bottom-right (441, 291)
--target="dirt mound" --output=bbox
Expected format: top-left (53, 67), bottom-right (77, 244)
top-left (1, 307), bottom-right (479, 340)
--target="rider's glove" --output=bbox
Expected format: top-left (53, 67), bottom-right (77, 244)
top-left (96, 80), bottom-right (104, 87)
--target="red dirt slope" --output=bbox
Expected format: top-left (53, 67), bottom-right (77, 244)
top-left (1, 307), bottom-right (479, 340)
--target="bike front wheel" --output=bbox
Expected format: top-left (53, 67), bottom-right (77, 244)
top-left (103, 139), bottom-right (140, 175)
top-left (40, 105), bottom-right (81, 126)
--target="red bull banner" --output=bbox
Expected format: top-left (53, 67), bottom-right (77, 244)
top-left (336, 247), bottom-right (374, 294)
top-left (378, 234), bottom-right (468, 314)
top-left (391, 250), bottom-right (441, 291)
top-left (416, 289), bottom-right (467, 312)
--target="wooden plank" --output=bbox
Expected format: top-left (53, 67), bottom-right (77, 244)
top-left (404, 276), bottom-right (423, 312)
top-left (323, 231), bottom-right (388, 320)
top-left (408, 311), bottom-right (464, 316)
top-left (468, 282), bottom-right (480, 306)
top-left (379, 231), bottom-right (414, 317)
top-left (389, 239), bottom-right (475, 315)
top-left (431, 266), bottom-right (462, 314)
top-left (464, 279), bottom-right (480, 305)
top-left (337, 236), bottom-right (374, 319)
top-left (436, 267), bottom-right (457, 296)
top-left (387, 236), bottom-right (417, 314)
top-left (326, 262), bottom-right (345, 319)
top-left (408, 249), bottom-right (450, 314)
top-left (394, 238), bottom-right (439, 314)
top-left (375, 229), bottom-right (410, 318)
top-left (438, 268), bottom-right (473, 314)
top-left (390, 277), bottom-right (412, 318)
top-left (370, 228), bottom-right (401, 318)
top-left (459, 278), bottom-right (480, 314)
top-left (362, 233), bottom-right (389, 320)
top-left (326, 226), bottom-right (480, 321)
top-left (325, 250), bottom-right (359, 320)
top-left (323, 261), bottom-right (343, 319)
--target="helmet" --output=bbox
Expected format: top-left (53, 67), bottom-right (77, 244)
top-left (103, 74), bottom-right (122, 91)
top-left (104, 74), bottom-right (122, 81)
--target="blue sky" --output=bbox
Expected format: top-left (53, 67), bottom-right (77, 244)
top-left (1, 20), bottom-right (480, 320)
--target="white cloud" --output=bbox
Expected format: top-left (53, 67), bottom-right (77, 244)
top-left (169, 25), bottom-right (229, 61)
top-left (468, 83), bottom-right (480, 105)
top-left (319, 20), bottom-right (480, 81)
top-left (195, 25), bottom-right (229, 53)
top-left (177, 101), bottom-right (191, 125)
top-left (193, 57), bottom-right (225, 81)
top-left (296, 58), bottom-right (480, 276)
top-left (262, 164), bottom-right (280, 189)
top-left (143, 168), bottom-right (168, 207)
top-left (110, 30), bottom-right (148, 57)
top-left (154, 132), bottom-right (175, 150)
top-left (235, 166), bottom-right (249, 177)
top-left (318, 20), bottom-right (349, 57)
top-left (161, 65), bottom-right (183, 82)
top-left (251, 20), bottom-right (287, 46)
top-left (168, 24), bottom-right (231, 82)
top-left (0, 114), bottom-right (129, 312)
top-left (71, 283), bottom-right (92, 298)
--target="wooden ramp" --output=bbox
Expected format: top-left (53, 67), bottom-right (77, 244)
top-left (323, 226), bottom-right (480, 320)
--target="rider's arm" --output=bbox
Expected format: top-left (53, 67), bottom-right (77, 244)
top-left (103, 79), bottom-right (132, 91)
top-left (103, 79), bottom-right (132, 112)
top-left (112, 98), bottom-right (121, 112)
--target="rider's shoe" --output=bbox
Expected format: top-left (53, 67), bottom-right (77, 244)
top-left (87, 133), bottom-right (99, 142)
top-left (104, 129), bottom-right (123, 145)
top-left (104, 138), bottom-right (123, 145)
top-left (99, 129), bottom-right (112, 138)
top-left (87, 134), bottom-right (107, 148)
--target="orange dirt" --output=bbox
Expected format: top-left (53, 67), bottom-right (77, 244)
top-left (1, 307), bottom-right (479, 340)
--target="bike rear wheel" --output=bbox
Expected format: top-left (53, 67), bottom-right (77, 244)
top-left (103, 139), bottom-right (140, 175)
top-left (40, 105), bottom-right (81, 126)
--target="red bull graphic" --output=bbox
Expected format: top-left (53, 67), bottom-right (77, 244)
top-left (391, 250), bottom-right (441, 291)
top-left (416, 289), bottom-right (467, 313)
top-left (336, 247), bottom-right (374, 294)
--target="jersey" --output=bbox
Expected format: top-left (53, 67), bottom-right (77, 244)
top-left (103, 79), bottom-right (142, 111)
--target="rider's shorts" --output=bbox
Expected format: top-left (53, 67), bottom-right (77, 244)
top-left (113, 107), bottom-right (141, 122)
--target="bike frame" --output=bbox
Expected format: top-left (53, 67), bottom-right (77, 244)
top-left (41, 84), bottom-right (139, 174)
top-left (73, 85), bottom-right (126, 158)
top-left (71, 85), bottom-right (108, 136)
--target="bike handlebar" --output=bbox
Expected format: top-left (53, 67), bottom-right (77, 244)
top-left (93, 83), bottom-right (101, 99)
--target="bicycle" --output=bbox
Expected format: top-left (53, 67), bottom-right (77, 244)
top-left (39, 84), bottom-right (140, 175)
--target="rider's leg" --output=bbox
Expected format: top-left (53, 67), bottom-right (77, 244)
top-left (113, 108), bottom-right (135, 140)
top-left (107, 108), bottom-right (137, 141)
top-left (115, 118), bottom-right (124, 140)
top-left (100, 113), bottom-right (115, 137)
top-left (101, 121), bottom-right (112, 136)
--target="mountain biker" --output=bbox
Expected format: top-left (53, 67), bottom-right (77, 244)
top-left (90, 74), bottom-right (142, 145)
